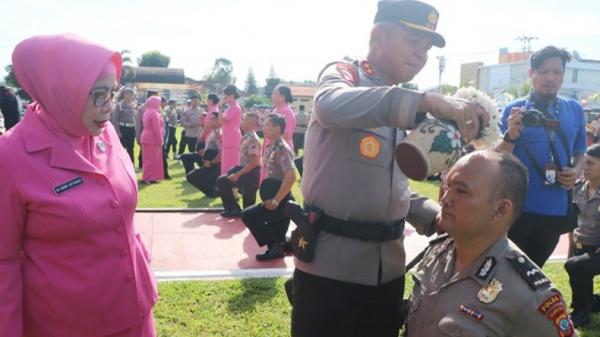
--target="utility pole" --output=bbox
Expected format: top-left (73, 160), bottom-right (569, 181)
top-left (516, 36), bottom-right (538, 54)
top-left (437, 55), bottom-right (446, 92)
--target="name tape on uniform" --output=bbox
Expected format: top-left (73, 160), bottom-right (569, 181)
top-left (53, 177), bottom-right (84, 194)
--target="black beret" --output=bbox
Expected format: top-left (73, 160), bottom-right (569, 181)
top-left (374, 0), bottom-right (445, 48)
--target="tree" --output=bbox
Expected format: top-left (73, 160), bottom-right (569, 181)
top-left (3, 64), bottom-right (31, 101)
top-left (138, 51), bottom-right (170, 68)
top-left (242, 95), bottom-right (271, 109)
top-left (120, 49), bottom-right (135, 83)
top-left (439, 84), bottom-right (458, 95)
top-left (401, 83), bottom-right (419, 90)
top-left (264, 65), bottom-right (280, 97)
top-left (207, 58), bottom-right (234, 85)
top-left (506, 82), bottom-right (532, 98)
top-left (244, 68), bottom-right (258, 96)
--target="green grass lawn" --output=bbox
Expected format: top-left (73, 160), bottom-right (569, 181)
top-left (138, 129), bottom-right (600, 336)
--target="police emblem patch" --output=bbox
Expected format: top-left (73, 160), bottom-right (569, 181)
top-left (359, 135), bottom-right (381, 159)
top-left (476, 256), bottom-right (496, 280)
top-left (360, 60), bottom-right (376, 77)
top-left (427, 11), bottom-right (438, 30)
top-left (336, 63), bottom-right (358, 86)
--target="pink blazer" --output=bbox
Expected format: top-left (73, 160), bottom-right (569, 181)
top-left (222, 102), bottom-right (242, 148)
top-left (141, 99), bottom-right (164, 145)
top-left (0, 112), bottom-right (158, 337)
top-left (275, 104), bottom-right (296, 152)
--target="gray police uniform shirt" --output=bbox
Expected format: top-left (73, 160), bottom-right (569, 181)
top-left (181, 107), bottom-right (203, 138)
top-left (265, 138), bottom-right (294, 181)
top-left (295, 111), bottom-right (309, 134)
top-left (111, 100), bottom-right (136, 127)
top-left (134, 105), bottom-right (145, 142)
top-left (297, 59), bottom-right (441, 286)
top-left (205, 129), bottom-right (222, 153)
top-left (573, 181), bottom-right (600, 246)
top-left (239, 131), bottom-right (261, 167)
top-left (166, 107), bottom-right (178, 128)
top-left (407, 235), bottom-right (577, 337)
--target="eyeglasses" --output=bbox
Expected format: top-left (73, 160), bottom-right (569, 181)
top-left (90, 86), bottom-right (120, 107)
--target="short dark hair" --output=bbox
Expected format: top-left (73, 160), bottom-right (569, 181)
top-left (266, 113), bottom-right (286, 134)
top-left (530, 46), bottom-right (571, 70)
top-left (275, 85), bottom-right (294, 103)
top-left (586, 143), bottom-right (600, 159)
top-left (190, 94), bottom-right (200, 100)
top-left (223, 85), bottom-right (240, 99)
top-left (160, 96), bottom-right (167, 103)
top-left (493, 151), bottom-right (529, 221)
top-left (146, 90), bottom-right (159, 99)
top-left (207, 93), bottom-right (219, 105)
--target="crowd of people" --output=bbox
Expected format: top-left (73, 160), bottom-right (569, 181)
top-left (2, 0), bottom-right (600, 336)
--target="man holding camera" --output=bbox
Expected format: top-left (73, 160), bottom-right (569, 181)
top-left (497, 46), bottom-right (587, 268)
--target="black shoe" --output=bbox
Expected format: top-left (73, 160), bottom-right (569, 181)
top-left (570, 309), bottom-right (591, 328)
top-left (256, 243), bottom-right (284, 261)
top-left (591, 294), bottom-right (600, 313)
top-left (221, 209), bottom-right (241, 218)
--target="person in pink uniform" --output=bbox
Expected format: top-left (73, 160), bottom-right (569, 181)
top-left (261, 85), bottom-right (297, 181)
top-left (0, 34), bottom-right (157, 337)
top-left (141, 96), bottom-right (165, 184)
top-left (218, 85), bottom-right (243, 175)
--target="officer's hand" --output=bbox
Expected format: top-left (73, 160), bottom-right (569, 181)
top-left (557, 168), bottom-right (578, 190)
top-left (506, 107), bottom-right (524, 140)
top-left (228, 173), bottom-right (240, 182)
top-left (264, 199), bottom-right (278, 211)
top-left (203, 161), bottom-right (211, 168)
top-left (421, 92), bottom-right (489, 143)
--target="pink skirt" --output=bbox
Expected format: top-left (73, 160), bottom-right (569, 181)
top-left (106, 312), bottom-right (156, 337)
top-left (220, 146), bottom-right (240, 176)
top-left (141, 144), bottom-right (164, 182)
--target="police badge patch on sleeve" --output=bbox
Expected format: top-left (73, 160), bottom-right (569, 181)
top-left (336, 63), bottom-right (358, 86)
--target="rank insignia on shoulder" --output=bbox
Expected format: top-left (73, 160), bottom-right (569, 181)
top-left (476, 256), bottom-right (496, 280)
top-left (459, 304), bottom-right (484, 321)
top-left (507, 254), bottom-right (551, 290)
top-left (478, 278), bottom-right (503, 304)
top-left (336, 63), bottom-right (358, 86)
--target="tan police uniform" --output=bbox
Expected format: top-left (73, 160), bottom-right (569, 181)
top-left (406, 235), bottom-right (577, 337)
top-left (297, 58), bottom-right (440, 285)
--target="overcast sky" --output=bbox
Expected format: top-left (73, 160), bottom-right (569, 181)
top-left (2, 0), bottom-right (599, 90)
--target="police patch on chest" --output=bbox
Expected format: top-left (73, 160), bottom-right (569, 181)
top-left (476, 256), bottom-right (496, 280)
top-left (53, 177), bottom-right (84, 194)
top-left (359, 135), bottom-right (381, 159)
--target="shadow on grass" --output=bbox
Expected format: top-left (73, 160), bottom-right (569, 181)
top-left (227, 278), bottom-right (279, 313)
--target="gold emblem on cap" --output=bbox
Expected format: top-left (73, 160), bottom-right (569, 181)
top-left (478, 278), bottom-right (503, 304)
top-left (427, 10), bottom-right (438, 30)
top-left (359, 135), bottom-right (381, 159)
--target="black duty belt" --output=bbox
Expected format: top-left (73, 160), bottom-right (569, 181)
top-left (317, 214), bottom-right (405, 242)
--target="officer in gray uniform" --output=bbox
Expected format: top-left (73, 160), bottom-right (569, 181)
top-left (292, 1), bottom-right (488, 336)
top-left (186, 115), bottom-right (221, 198)
top-left (241, 114), bottom-right (296, 261)
top-left (406, 151), bottom-right (577, 337)
top-left (565, 144), bottom-right (600, 327)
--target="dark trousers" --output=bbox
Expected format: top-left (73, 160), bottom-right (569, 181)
top-left (291, 269), bottom-right (404, 337)
top-left (178, 134), bottom-right (197, 155)
top-left (180, 153), bottom-right (203, 174)
top-left (294, 156), bottom-right (303, 177)
top-left (216, 166), bottom-right (260, 211)
top-left (177, 129), bottom-right (186, 155)
top-left (186, 165), bottom-right (220, 197)
top-left (162, 146), bottom-right (170, 179)
top-left (565, 245), bottom-right (600, 311)
top-left (293, 133), bottom-right (305, 155)
top-left (138, 146), bottom-right (143, 169)
top-left (241, 196), bottom-right (292, 247)
top-left (166, 126), bottom-right (177, 156)
top-left (119, 126), bottom-right (136, 164)
top-left (508, 212), bottom-right (566, 267)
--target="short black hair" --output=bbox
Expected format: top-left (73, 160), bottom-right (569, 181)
top-left (223, 85), bottom-right (240, 99)
top-left (530, 46), bottom-right (571, 70)
top-left (146, 90), bottom-right (159, 99)
top-left (160, 96), bottom-right (167, 103)
top-left (207, 93), bottom-right (219, 105)
top-left (190, 94), bottom-right (200, 100)
top-left (275, 85), bottom-right (294, 103)
top-left (266, 113), bottom-right (286, 134)
top-left (586, 143), bottom-right (600, 159)
top-left (493, 151), bottom-right (529, 221)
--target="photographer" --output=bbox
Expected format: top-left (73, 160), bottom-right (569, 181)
top-left (497, 46), bottom-right (587, 267)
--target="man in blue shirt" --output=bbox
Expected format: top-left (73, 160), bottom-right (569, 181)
top-left (497, 46), bottom-right (586, 267)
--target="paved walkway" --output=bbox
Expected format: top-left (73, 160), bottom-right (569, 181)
top-left (136, 210), bottom-right (570, 281)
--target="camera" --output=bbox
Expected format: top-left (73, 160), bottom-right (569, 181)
top-left (520, 109), bottom-right (545, 128)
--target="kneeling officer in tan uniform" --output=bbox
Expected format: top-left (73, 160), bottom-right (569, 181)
top-left (406, 151), bottom-right (577, 337)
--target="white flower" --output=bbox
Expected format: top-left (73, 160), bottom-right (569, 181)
top-left (453, 87), bottom-right (501, 149)
top-left (446, 125), bottom-right (462, 149)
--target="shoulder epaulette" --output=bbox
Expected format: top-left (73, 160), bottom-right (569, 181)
top-left (506, 253), bottom-right (551, 290)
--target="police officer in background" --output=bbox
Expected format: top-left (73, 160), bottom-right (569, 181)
top-left (241, 114), bottom-right (296, 261)
top-left (406, 151), bottom-right (576, 337)
top-left (217, 112), bottom-right (262, 218)
top-left (292, 1), bottom-right (489, 336)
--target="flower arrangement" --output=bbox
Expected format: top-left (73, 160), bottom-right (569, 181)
top-left (453, 86), bottom-right (501, 149)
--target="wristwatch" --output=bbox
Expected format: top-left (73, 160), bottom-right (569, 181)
top-left (503, 131), bottom-right (519, 144)
top-left (270, 199), bottom-right (279, 207)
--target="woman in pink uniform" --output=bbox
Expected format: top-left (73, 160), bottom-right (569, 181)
top-left (0, 34), bottom-right (157, 337)
top-left (261, 85), bottom-right (297, 181)
top-left (141, 96), bottom-right (164, 183)
top-left (218, 85), bottom-right (243, 175)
